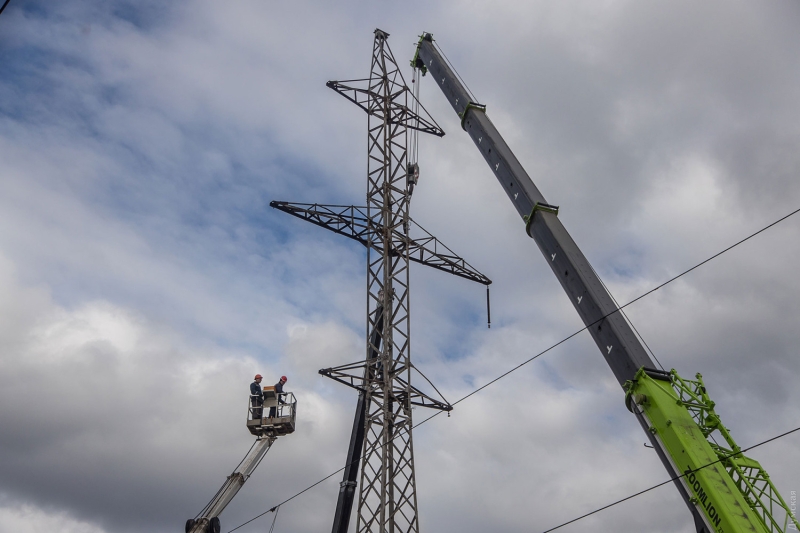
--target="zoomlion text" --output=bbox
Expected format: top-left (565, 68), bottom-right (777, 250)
top-left (684, 469), bottom-right (723, 531)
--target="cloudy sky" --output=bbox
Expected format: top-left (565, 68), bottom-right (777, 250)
top-left (1, 1), bottom-right (799, 532)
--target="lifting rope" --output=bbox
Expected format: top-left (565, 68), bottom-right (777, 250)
top-left (413, 61), bottom-right (491, 329)
top-left (587, 261), bottom-right (664, 371)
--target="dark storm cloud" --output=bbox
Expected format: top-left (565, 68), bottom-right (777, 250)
top-left (0, 1), bottom-right (798, 533)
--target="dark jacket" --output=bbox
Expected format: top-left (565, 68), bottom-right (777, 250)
top-left (275, 381), bottom-right (285, 403)
top-left (250, 381), bottom-right (263, 405)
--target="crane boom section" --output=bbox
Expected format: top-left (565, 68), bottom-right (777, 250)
top-left (415, 35), bottom-right (651, 386)
top-left (414, 33), bottom-right (799, 533)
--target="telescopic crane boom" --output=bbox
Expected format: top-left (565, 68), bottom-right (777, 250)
top-left (412, 33), bottom-right (798, 533)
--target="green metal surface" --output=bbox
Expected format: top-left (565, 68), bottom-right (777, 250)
top-left (459, 101), bottom-right (486, 131)
top-left (626, 368), bottom-right (799, 533)
top-left (523, 202), bottom-right (560, 236)
top-left (410, 34), bottom-right (428, 75)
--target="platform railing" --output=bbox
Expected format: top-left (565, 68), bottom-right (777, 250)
top-left (248, 392), bottom-right (296, 422)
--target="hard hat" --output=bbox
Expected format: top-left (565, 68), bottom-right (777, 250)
top-left (280, 375), bottom-right (287, 382)
top-left (254, 374), bottom-right (262, 379)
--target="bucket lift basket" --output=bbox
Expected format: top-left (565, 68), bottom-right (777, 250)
top-left (247, 388), bottom-right (296, 437)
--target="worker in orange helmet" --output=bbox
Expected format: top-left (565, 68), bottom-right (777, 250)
top-left (250, 374), bottom-right (264, 420)
top-left (269, 375), bottom-right (288, 418)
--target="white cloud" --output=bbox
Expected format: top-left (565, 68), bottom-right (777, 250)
top-left (1, 1), bottom-right (799, 532)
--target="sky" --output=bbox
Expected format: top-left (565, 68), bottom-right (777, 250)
top-left (1, 1), bottom-right (799, 533)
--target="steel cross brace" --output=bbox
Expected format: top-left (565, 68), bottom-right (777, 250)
top-left (325, 79), bottom-right (444, 137)
top-left (318, 361), bottom-right (452, 412)
top-left (269, 201), bottom-right (491, 286)
top-left (272, 29), bottom-right (489, 533)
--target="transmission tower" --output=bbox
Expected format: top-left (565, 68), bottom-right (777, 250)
top-left (271, 29), bottom-right (490, 533)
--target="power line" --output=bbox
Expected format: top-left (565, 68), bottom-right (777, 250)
top-left (540, 425), bottom-right (800, 533)
top-left (0, 0), bottom-right (11, 17)
top-left (227, 409), bottom-right (446, 532)
top-left (226, 205), bottom-right (800, 532)
top-left (195, 439), bottom-right (260, 520)
top-left (589, 261), bottom-right (665, 371)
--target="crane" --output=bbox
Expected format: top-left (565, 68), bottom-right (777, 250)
top-left (411, 33), bottom-right (799, 533)
top-left (184, 388), bottom-right (297, 533)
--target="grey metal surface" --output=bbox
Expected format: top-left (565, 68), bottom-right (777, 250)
top-left (269, 202), bottom-right (490, 286)
top-left (415, 33), bottom-right (709, 532)
top-left (416, 35), bottom-right (651, 386)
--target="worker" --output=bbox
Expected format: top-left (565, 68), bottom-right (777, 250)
top-left (250, 374), bottom-right (264, 420)
top-left (269, 375), bottom-right (288, 418)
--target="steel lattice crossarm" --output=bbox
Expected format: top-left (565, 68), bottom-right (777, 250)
top-left (318, 360), bottom-right (452, 412)
top-left (325, 78), bottom-right (444, 137)
top-left (269, 201), bottom-right (491, 286)
top-left (276, 29), bottom-right (487, 533)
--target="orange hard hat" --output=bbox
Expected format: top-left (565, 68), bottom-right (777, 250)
top-left (254, 374), bottom-right (262, 379)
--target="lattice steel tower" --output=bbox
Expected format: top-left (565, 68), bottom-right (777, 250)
top-left (271, 29), bottom-right (489, 533)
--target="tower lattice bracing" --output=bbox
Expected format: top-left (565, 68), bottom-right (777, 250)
top-left (271, 28), bottom-right (490, 533)
top-left (360, 30), bottom-right (418, 533)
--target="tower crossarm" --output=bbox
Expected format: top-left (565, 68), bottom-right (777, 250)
top-left (326, 79), bottom-right (444, 137)
top-left (269, 201), bottom-right (371, 246)
top-left (319, 363), bottom-right (452, 412)
top-left (270, 201), bottom-right (491, 286)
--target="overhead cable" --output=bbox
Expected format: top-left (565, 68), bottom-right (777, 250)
top-left (196, 438), bottom-right (260, 520)
top-left (588, 261), bottom-right (665, 371)
top-left (226, 205), bottom-right (800, 532)
top-left (540, 425), bottom-right (800, 533)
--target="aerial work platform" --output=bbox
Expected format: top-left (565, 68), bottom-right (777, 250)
top-left (185, 389), bottom-right (296, 533)
top-left (247, 388), bottom-right (296, 437)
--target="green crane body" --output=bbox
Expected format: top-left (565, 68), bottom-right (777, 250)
top-left (627, 369), bottom-right (798, 532)
top-left (412, 32), bottom-right (800, 533)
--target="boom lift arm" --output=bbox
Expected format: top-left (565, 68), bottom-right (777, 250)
top-left (413, 33), bottom-right (799, 533)
top-left (185, 393), bottom-right (297, 533)
top-left (186, 436), bottom-right (275, 533)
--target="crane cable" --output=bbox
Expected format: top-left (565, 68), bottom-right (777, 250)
top-left (0, 0), bottom-right (10, 17)
top-left (226, 204), bottom-right (800, 532)
top-left (432, 40), bottom-right (479, 104)
top-left (411, 62), bottom-right (491, 328)
top-left (410, 68), bottom-right (420, 168)
top-left (588, 262), bottom-right (666, 371)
